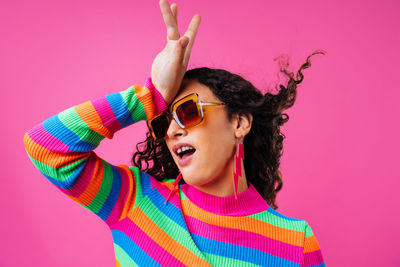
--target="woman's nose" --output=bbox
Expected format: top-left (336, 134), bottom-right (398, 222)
top-left (166, 118), bottom-right (187, 139)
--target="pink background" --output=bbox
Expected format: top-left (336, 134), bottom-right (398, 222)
top-left (1, 0), bottom-right (399, 266)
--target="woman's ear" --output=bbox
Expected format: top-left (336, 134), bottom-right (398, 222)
top-left (233, 112), bottom-right (253, 139)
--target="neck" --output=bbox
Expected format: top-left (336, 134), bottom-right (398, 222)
top-left (192, 156), bottom-right (248, 197)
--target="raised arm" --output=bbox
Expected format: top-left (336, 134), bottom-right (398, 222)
top-left (23, 0), bottom-right (201, 226)
top-left (151, 0), bottom-right (201, 105)
top-left (23, 79), bottom-right (167, 226)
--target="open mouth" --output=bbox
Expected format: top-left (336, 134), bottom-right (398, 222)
top-left (177, 146), bottom-right (196, 159)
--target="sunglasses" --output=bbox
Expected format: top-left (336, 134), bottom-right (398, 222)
top-left (148, 93), bottom-right (225, 142)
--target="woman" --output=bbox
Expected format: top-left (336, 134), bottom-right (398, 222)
top-left (24, 0), bottom-right (326, 266)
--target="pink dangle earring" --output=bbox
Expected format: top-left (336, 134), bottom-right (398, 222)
top-left (233, 138), bottom-right (244, 200)
top-left (164, 172), bottom-right (183, 204)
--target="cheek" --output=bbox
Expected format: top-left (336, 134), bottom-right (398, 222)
top-left (202, 110), bottom-right (233, 138)
top-left (196, 121), bottom-right (235, 166)
top-left (178, 111), bottom-right (236, 182)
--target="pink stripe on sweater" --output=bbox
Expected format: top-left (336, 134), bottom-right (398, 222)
top-left (184, 215), bottom-right (303, 263)
top-left (150, 176), bottom-right (181, 208)
top-left (106, 166), bottom-right (132, 225)
top-left (110, 218), bottom-right (186, 266)
top-left (28, 124), bottom-right (71, 153)
top-left (145, 77), bottom-right (168, 114)
top-left (181, 183), bottom-right (269, 216)
top-left (302, 249), bottom-right (324, 267)
top-left (58, 152), bottom-right (97, 197)
top-left (91, 96), bottom-right (122, 134)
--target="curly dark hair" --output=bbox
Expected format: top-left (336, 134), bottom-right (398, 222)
top-left (133, 50), bottom-right (325, 210)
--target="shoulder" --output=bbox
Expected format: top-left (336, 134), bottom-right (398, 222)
top-left (250, 206), bottom-right (309, 233)
top-left (263, 208), bottom-right (320, 245)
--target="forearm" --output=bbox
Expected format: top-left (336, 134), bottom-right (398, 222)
top-left (23, 77), bottom-right (167, 187)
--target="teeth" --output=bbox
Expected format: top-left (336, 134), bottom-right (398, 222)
top-left (177, 146), bottom-right (195, 156)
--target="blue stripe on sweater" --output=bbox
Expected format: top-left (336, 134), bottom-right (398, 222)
top-left (41, 161), bottom-right (86, 189)
top-left (43, 115), bottom-right (96, 152)
top-left (140, 172), bottom-right (188, 230)
top-left (140, 171), bottom-right (152, 197)
top-left (191, 234), bottom-right (299, 267)
top-left (111, 230), bottom-right (160, 267)
top-left (105, 93), bottom-right (135, 128)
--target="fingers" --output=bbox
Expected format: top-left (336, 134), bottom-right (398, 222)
top-left (183, 14), bottom-right (201, 63)
top-left (179, 36), bottom-right (189, 48)
top-left (159, 0), bottom-right (180, 40)
top-left (173, 36), bottom-right (189, 64)
top-left (171, 3), bottom-right (177, 20)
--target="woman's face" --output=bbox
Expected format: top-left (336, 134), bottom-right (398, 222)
top-left (165, 79), bottom-right (237, 187)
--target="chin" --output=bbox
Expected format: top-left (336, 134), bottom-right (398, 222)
top-left (176, 154), bottom-right (219, 185)
top-left (181, 167), bottom-right (217, 187)
top-left (180, 170), bottom-right (201, 185)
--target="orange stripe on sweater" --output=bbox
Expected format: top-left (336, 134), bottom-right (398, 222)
top-left (23, 133), bottom-right (88, 168)
top-left (134, 85), bottom-right (156, 120)
top-left (160, 180), bottom-right (174, 190)
top-left (303, 235), bottom-right (321, 252)
top-left (75, 100), bottom-right (113, 139)
top-left (67, 157), bottom-right (103, 206)
top-left (181, 199), bottom-right (304, 246)
top-left (132, 208), bottom-right (211, 266)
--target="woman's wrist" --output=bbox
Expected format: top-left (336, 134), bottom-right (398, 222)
top-left (145, 77), bottom-right (168, 114)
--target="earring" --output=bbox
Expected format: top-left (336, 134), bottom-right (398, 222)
top-left (164, 172), bottom-right (183, 204)
top-left (233, 138), bottom-right (244, 200)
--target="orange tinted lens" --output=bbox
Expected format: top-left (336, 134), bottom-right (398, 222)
top-left (176, 99), bottom-right (201, 128)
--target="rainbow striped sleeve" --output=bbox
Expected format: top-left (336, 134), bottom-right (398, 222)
top-left (302, 222), bottom-right (325, 267)
top-left (23, 78), bottom-right (167, 226)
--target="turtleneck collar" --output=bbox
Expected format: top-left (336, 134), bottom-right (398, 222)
top-left (180, 183), bottom-right (269, 216)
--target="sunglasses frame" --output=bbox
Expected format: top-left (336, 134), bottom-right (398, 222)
top-left (148, 93), bottom-right (225, 142)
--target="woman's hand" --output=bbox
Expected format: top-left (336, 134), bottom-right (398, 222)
top-left (151, 0), bottom-right (201, 105)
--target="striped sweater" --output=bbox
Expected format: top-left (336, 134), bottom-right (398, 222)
top-left (23, 77), bottom-right (326, 267)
